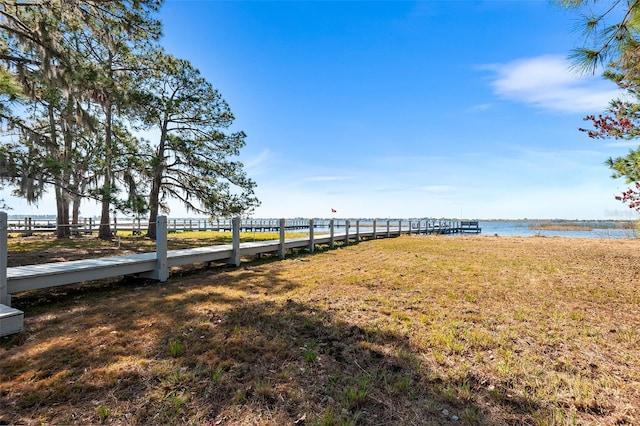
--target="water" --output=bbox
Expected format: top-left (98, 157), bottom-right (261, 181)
top-left (315, 219), bottom-right (637, 239)
top-left (286, 220), bottom-right (637, 239)
top-left (478, 221), bottom-right (637, 239)
top-left (6, 215), bottom-right (637, 239)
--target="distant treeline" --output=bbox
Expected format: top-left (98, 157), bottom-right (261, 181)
top-left (527, 220), bottom-right (637, 231)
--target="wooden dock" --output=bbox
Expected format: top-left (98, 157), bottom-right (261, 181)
top-left (0, 215), bottom-right (480, 337)
top-left (4, 217), bottom-right (481, 236)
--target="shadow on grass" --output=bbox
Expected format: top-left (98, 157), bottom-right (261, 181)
top-left (1, 256), bottom-right (544, 425)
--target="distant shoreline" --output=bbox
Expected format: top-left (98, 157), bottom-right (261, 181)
top-left (529, 224), bottom-right (593, 231)
top-left (527, 220), bottom-right (636, 231)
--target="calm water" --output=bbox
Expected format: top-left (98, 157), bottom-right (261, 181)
top-left (477, 221), bottom-right (637, 239)
top-left (7, 216), bottom-right (637, 239)
top-left (309, 220), bottom-right (637, 239)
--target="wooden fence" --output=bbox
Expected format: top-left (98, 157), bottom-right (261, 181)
top-left (5, 217), bottom-right (326, 235)
top-left (0, 214), bottom-right (480, 337)
top-left (5, 217), bottom-right (480, 236)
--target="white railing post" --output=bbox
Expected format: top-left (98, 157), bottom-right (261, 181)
top-left (309, 219), bottom-right (315, 253)
top-left (330, 219), bottom-right (335, 249)
top-left (0, 212), bottom-right (8, 306)
top-left (155, 216), bottom-right (169, 281)
top-left (228, 217), bottom-right (241, 266)
top-left (278, 218), bottom-right (286, 259)
top-left (345, 219), bottom-right (350, 245)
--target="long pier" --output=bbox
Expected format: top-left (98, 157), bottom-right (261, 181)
top-left (0, 216), bottom-right (481, 337)
top-left (5, 217), bottom-right (481, 235)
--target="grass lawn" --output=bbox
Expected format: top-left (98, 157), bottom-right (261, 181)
top-left (4, 230), bottom-right (305, 266)
top-left (1, 234), bottom-right (639, 425)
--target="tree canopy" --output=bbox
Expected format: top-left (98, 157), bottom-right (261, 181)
top-left (0, 0), bottom-right (259, 238)
top-left (561, 0), bottom-right (640, 213)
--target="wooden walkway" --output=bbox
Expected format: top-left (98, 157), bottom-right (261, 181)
top-left (6, 218), bottom-right (482, 235)
top-left (0, 216), bottom-right (481, 337)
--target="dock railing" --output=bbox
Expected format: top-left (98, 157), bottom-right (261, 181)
top-left (0, 213), bottom-right (480, 336)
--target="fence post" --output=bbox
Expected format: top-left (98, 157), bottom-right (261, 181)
top-left (228, 217), bottom-right (241, 266)
top-left (386, 220), bottom-right (390, 238)
top-left (309, 219), bottom-right (315, 253)
top-left (330, 219), bottom-right (335, 249)
top-left (0, 212), bottom-right (8, 306)
top-left (356, 219), bottom-right (360, 242)
top-left (278, 218), bottom-right (286, 259)
top-left (153, 216), bottom-right (169, 282)
top-left (373, 219), bottom-right (377, 239)
top-left (344, 219), bottom-right (350, 245)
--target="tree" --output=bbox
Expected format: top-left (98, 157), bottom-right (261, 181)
top-left (1, 1), bottom-right (259, 236)
top-left (0, 0), bottom-right (162, 238)
top-left (559, 0), bottom-right (640, 74)
top-left (561, 0), bottom-right (640, 213)
top-left (136, 52), bottom-right (259, 239)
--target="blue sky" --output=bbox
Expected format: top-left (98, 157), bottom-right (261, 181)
top-left (4, 0), bottom-right (639, 219)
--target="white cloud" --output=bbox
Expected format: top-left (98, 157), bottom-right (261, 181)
top-left (483, 55), bottom-right (622, 114)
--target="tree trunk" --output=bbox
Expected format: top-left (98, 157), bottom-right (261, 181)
top-left (98, 99), bottom-right (113, 240)
top-left (55, 186), bottom-right (70, 238)
top-left (47, 103), bottom-right (71, 239)
top-left (71, 192), bottom-right (81, 235)
top-left (98, 194), bottom-right (111, 239)
top-left (146, 165), bottom-right (163, 239)
top-left (146, 125), bottom-right (167, 240)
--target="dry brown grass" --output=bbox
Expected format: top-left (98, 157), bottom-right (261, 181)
top-left (1, 235), bottom-right (639, 425)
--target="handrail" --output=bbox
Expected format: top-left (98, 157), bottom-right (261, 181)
top-left (0, 213), bottom-right (479, 336)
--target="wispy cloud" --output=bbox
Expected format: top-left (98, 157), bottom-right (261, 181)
top-left (417, 185), bottom-right (457, 193)
top-left (482, 55), bottom-right (621, 114)
top-left (603, 141), bottom-right (640, 148)
top-left (243, 149), bottom-right (273, 176)
top-left (470, 103), bottom-right (492, 111)
top-left (305, 176), bottom-right (352, 182)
